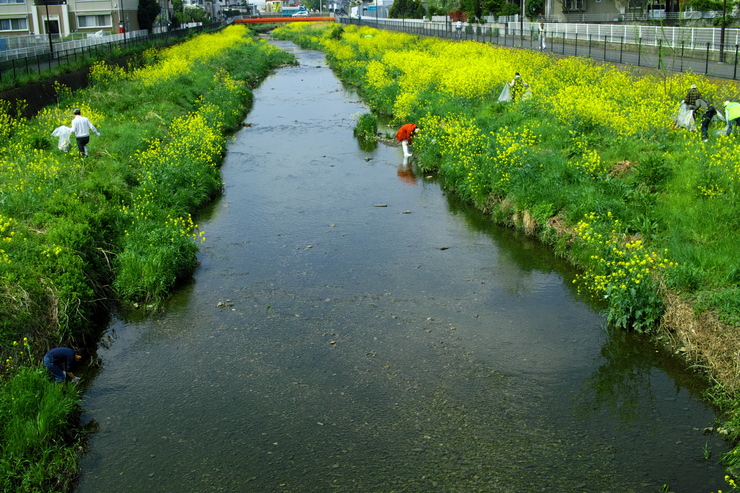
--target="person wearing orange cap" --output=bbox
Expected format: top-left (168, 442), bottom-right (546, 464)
top-left (396, 123), bottom-right (418, 160)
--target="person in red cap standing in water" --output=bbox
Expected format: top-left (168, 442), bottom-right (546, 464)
top-left (396, 123), bottom-right (418, 163)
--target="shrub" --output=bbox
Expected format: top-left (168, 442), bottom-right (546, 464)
top-left (0, 364), bottom-right (81, 493)
top-left (354, 113), bottom-right (378, 139)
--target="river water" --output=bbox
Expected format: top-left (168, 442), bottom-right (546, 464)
top-left (76, 41), bottom-right (727, 492)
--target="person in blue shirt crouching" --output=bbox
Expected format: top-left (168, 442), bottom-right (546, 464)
top-left (43, 347), bottom-right (84, 384)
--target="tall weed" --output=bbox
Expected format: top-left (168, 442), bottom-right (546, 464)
top-left (0, 366), bottom-right (81, 492)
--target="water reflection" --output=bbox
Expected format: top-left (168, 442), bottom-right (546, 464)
top-left (396, 163), bottom-right (417, 185)
top-left (576, 329), bottom-right (663, 424)
top-left (576, 329), bottom-right (716, 425)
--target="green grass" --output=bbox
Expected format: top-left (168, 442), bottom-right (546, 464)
top-left (0, 31), bottom-right (198, 93)
top-left (0, 366), bottom-right (81, 493)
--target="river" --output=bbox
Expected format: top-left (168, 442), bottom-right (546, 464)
top-left (75, 40), bottom-right (727, 493)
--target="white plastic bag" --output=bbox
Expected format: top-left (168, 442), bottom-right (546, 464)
top-left (51, 126), bottom-right (73, 152)
top-left (498, 84), bottom-right (511, 102)
top-left (675, 103), bottom-right (695, 129)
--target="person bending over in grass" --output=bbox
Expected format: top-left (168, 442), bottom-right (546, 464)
top-left (724, 101), bottom-right (740, 136)
top-left (71, 108), bottom-right (101, 157)
top-left (683, 84), bottom-right (702, 108)
top-left (682, 85), bottom-right (707, 127)
top-left (44, 347), bottom-right (84, 384)
top-left (701, 104), bottom-right (724, 141)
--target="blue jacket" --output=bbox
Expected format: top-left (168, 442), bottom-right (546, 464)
top-left (44, 347), bottom-right (76, 369)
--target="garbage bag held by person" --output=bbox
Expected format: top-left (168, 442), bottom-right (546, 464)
top-left (675, 103), bottom-right (695, 130)
top-left (498, 84), bottom-right (511, 102)
top-left (51, 126), bottom-right (73, 152)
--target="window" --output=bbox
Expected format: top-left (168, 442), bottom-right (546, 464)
top-left (77, 14), bottom-right (111, 28)
top-left (0, 0), bottom-right (25, 4)
top-left (566, 0), bottom-right (584, 10)
top-left (0, 18), bottom-right (28, 31)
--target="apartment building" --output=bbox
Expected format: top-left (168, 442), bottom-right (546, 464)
top-left (1, 0), bottom-right (148, 38)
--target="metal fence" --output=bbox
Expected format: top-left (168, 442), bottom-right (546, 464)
top-left (524, 21), bottom-right (740, 50)
top-left (0, 22), bottom-right (221, 85)
top-left (339, 16), bottom-right (740, 81)
top-left (0, 30), bottom-right (149, 61)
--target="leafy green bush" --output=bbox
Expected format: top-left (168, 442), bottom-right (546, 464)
top-left (354, 113), bottom-right (378, 139)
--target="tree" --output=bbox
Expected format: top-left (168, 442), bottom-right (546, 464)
top-left (526, 0), bottom-right (543, 18)
top-left (138, 0), bottom-right (161, 32)
top-left (461, 0), bottom-right (485, 21)
top-left (171, 0), bottom-right (183, 27)
top-left (484, 0), bottom-right (521, 15)
top-left (499, 2), bottom-right (519, 14)
top-left (681, 0), bottom-right (723, 9)
top-left (182, 6), bottom-right (209, 23)
top-left (427, 0), bottom-right (460, 14)
top-left (389, 0), bottom-right (426, 18)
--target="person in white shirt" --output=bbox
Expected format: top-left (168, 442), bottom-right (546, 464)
top-left (71, 108), bottom-right (100, 157)
top-left (538, 23), bottom-right (546, 50)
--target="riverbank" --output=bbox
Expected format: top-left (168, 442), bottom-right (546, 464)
top-left (0, 25), bottom-right (294, 492)
top-left (272, 22), bottom-right (740, 485)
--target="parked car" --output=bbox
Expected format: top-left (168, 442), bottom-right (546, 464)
top-left (292, 10), bottom-right (309, 16)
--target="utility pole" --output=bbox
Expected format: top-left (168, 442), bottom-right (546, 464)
top-left (520, 0), bottom-right (525, 45)
top-left (720, 0), bottom-right (727, 62)
top-left (44, 0), bottom-right (54, 57)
